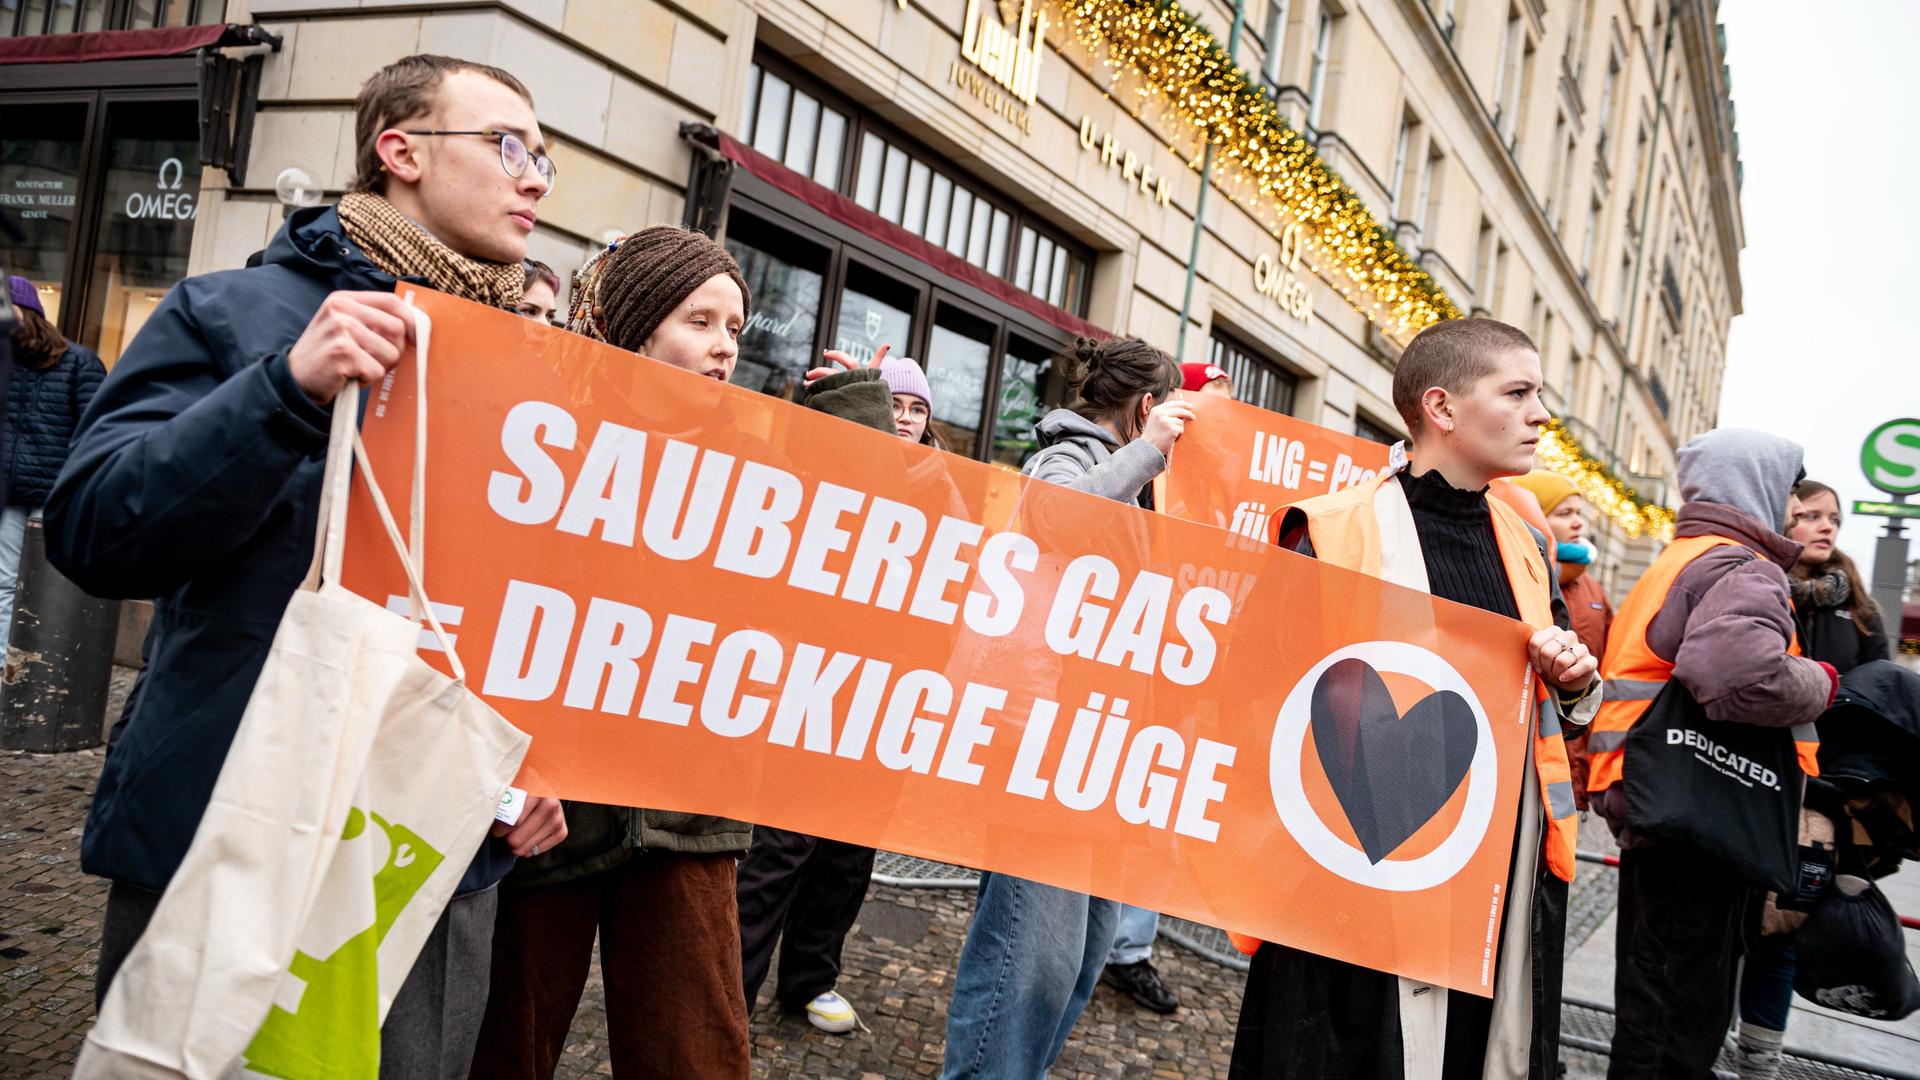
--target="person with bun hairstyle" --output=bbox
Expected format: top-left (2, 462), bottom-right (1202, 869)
top-left (474, 225), bottom-right (801, 1080)
top-left (941, 336), bottom-right (1193, 1079)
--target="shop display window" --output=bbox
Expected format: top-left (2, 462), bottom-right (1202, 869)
top-left (724, 216), bottom-right (828, 402)
top-left (1207, 329), bottom-right (1299, 416)
top-left (925, 302), bottom-right (993, 457)
top-left (0, 100), bottom-right (86, 325)
top-left (720, 203), bottom-right (1072, 465)
top-left (83, 99), bottom-right (199, 364)
top-left (745, 50), bottom-right (1093, 319)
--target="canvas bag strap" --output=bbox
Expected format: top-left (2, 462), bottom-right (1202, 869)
top-left (300, 300), bottom-right (466, 681)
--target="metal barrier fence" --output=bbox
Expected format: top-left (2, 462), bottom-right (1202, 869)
top-left (868, 851), bottom-right (1920, 1080)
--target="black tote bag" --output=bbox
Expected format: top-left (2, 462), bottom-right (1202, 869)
top-left (1624, 677), bottom-right (1802, 893)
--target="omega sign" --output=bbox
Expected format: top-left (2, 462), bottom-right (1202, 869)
top-left (1253, 221), bottom-right (1312, 323)
top-left (124, 158), bottom-right (196, 222)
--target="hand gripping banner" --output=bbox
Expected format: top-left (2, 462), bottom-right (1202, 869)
top-left (343, 291), bottom-right (1537, 995)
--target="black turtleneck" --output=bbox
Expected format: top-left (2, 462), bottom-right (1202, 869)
top-left (1400, 467), bottom-right (1521, 621)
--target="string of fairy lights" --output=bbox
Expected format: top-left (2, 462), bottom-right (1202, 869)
top-left (1536, 420), bottom-right (1677, 541)
top-left (1042, 0), bottom-right (1673, 537)
top-left (1050, 0), bottom-right (1461, 337)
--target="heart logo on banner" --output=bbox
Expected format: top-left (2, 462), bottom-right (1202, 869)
top-left (1310, 657), bottom-right (1478, 864)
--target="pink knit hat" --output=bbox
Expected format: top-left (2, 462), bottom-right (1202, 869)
top-left (879, 356), bottom-right (933, 407)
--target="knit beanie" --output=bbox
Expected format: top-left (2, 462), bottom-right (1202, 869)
top-left (1180, 362), bottom-right (1229, 393)
top-left (567, 225), bottom-right (751, 352)
top-left (1509, 470), bottom-right (1579, 515)
top-left (879, 356), bottom-right (933, 407)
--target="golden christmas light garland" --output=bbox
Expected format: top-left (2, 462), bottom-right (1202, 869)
top-left (1050, 0), bottom-right (1461, 337)
top-left (1536, 419), bottom-right (1676, 541)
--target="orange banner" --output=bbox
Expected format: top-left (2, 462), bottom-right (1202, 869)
top-left (343, 291), bottom-right (1537, 994)
top-left (1160, 393), bottom-right (1392, 540)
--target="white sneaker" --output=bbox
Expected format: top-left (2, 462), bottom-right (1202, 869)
top-left (804, 991), bottom-right (860, 1034)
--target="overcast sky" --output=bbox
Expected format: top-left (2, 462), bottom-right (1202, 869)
top-left (1717, 2), bottom-right (1916, 572)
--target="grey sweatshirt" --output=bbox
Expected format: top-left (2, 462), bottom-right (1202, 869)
top-left (1021, 408), bottom-right (1167, 504)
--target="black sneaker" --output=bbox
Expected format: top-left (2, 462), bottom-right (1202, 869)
top-left (1100, 959), bottom-right (1181, 1014)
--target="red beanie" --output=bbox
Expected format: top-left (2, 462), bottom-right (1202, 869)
top-left (1181, 362), bottom-right (1230, 393)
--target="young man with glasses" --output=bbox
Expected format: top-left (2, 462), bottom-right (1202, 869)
top-left (46, 54), bottom-right (566, 1078)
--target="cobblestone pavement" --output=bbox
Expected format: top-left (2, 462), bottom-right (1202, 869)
top-left (0, 737), bottom-right (1244, 1079)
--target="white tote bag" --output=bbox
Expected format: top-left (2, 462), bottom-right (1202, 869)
top-left (76, 303), bottom-right (531, 1079)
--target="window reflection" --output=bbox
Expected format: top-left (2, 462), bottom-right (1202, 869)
top-left (926, 304), bottom-right (993, 457)
top-left (993, 335), bottom-right (1061, 469)
top-left (725, 220), bottom-right (826, 402)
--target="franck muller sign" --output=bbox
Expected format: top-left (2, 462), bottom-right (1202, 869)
top-left (949, 0), bottom-right (1049, 134)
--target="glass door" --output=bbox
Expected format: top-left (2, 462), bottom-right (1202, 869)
top-left (830, 259), bottom-right (921, 367)
top-left (80, 97), bottom-right (200, 364)
top-left (924, 299), bottom-right (997, 458)
top-left (724, 209), bottom-right (830, 402)
top-left (992, 333), bottom-right (1063, 470)
top-left (0, 97), bottom-right (92, 330)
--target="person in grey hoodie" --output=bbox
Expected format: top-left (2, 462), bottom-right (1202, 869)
top-left (940, 336), bottom-right (1193, 1079)
top-left (1592, 428), bottom-right (1838, 1079)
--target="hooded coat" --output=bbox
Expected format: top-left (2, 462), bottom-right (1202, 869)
top-left (1592, 429), bottom-right (1835, 844)
top-left (45, 205), bottom-right (515, 897)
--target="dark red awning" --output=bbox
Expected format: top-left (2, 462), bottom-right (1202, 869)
top-left (714, 131), bottom-right (1108, 342)
top-left (0, 23), bottom-right (230, 64)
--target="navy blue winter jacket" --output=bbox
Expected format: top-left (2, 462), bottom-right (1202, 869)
top-left (5, 342), bottom-right (105, 508)
top-left (45, 205), bottom-right (514, 897)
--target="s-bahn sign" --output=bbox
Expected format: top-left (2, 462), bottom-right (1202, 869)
top-left (1861, 418), bottom-right (1920, 496)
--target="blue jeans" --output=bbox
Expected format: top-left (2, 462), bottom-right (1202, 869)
top-left (1107, 904), bottom-right (1159, 965)
top-left (941, 872), bottom-right (1120, 1079)
top-left (1739, 936), bottom-right (1797, 1031)
top-left (0, 506), bottom-right (29, 642)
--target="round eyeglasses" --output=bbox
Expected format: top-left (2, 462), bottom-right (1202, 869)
top-left (402, 129), bottom-right (557, 195)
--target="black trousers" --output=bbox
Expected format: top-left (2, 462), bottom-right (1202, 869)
top-left (1231, 864), bottom-right (1566, 1080)
top-left (1609, 846), bottom-right (1753, 1079)
top-left (735, 825), bottom-right (876, 1011)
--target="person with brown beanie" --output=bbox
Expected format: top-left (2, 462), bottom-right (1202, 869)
top-left (48, 54), bottom-right (566, 1080)
top-left (473, 224), bottom-right (894, 1079)
top-left (473, 224), bottom-right (752, 1080)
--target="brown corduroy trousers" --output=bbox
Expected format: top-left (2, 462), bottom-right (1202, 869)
top-left (468, 852), bottom-right (750, 1080)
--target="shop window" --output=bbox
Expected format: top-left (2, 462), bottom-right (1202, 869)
top-left (0, 100), bottom-right (86, 326)
top-left (717, 201), bottom-right (1073, 464)
top-left (832, 260), bottom-right (921, 368)
top-left (926, 302), bottom-right (994, 457)
top-left (747, 49), bottom-right (1092, 318)
top-left (741, 62), bottom-right (847, 188)
top-left (1355, 412), bottom-right (1400, 444)
top-left (1, 94), bottom-right (200, 366)
top-left (83, 99), bottom-right (200, 364)
top-left (3, 0), bottom-right (222, 34)
top-left (723, 215), bottom-right (828, 402)
top-left (1207, 330), bottom-right (1297, 416)
top-left (992, 334), bottom-right (1064, 469)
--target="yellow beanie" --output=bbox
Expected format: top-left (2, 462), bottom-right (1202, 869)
top-left (1510, 470), bottom-right (1579, 514)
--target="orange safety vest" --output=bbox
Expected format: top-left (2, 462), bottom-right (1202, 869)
top-left (1585, 534), bottom-right (1820, 797)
